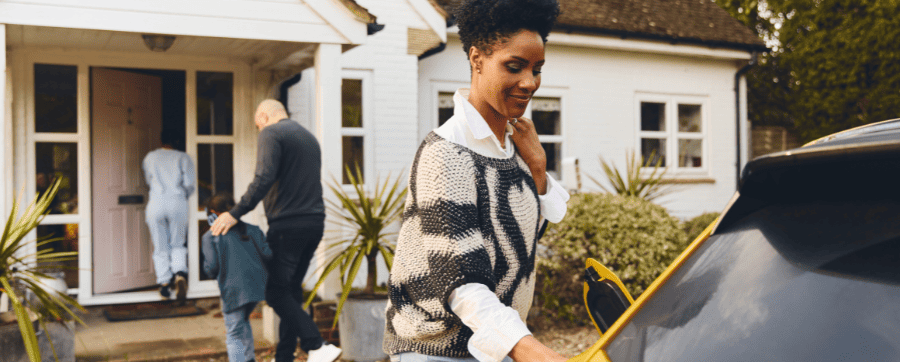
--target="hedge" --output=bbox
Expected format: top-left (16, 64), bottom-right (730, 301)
top-left (533, 193), bottom-right (690, 326)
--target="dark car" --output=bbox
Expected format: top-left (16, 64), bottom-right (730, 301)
top-left (573, 119), bottom-right (900, 362)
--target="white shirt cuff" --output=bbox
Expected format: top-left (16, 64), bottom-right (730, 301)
top-left (449, 283), bottom-right (532, 362)
top-left (538, 173), bottom-right (570, 223)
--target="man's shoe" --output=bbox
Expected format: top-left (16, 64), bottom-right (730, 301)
top-left (306, 343), bottom-right (341, 362)
top-left (159, 284), bottom-right (171, 299)
top-left (173, 272), bottom-right (187, 301)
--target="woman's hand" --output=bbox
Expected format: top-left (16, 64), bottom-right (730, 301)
top-left (509, 117), bottom-right (548, 195)
top-left (509, 335), bottom-right (568, 362)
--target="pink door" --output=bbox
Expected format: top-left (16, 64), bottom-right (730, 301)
top-left (92, 68), bottom-right (162, 294)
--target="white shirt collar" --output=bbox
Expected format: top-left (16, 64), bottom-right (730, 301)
top-left (453, 89), bottom-right (515, 156)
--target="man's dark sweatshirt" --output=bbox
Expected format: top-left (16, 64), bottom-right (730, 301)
top-left (229, 119), bottom-right (325, 231)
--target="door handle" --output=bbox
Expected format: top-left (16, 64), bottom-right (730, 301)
top-left (118, 195), bottom-right (145, 205)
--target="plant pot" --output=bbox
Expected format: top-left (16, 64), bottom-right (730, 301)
top-left (0, 311), bottom-right (74, 362)
top-left (337, 292), bottom-right (388, 362)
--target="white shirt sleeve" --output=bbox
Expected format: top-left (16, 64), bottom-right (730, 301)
top-left (538, 172), bottom-right (570, 223)
top-left (449, 283), bottom-right (532, 362)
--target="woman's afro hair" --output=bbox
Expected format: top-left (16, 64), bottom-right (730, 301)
top-left (455, 0), bottom-right (560, 58)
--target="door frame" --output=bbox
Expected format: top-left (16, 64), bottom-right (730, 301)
top-left (12, 48), bottom-right (255, 306)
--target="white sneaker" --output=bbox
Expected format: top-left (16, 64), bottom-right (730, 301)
top-left (307, 343), bottom-right (342, 362)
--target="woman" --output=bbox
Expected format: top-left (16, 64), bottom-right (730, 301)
top-left (384, 0), bottom-right (570, 361)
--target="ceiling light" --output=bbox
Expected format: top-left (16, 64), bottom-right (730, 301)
top-left (141, 34), bottom-right (176, 52)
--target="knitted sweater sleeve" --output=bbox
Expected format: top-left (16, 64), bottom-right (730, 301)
top-left (388, 141), bottom-right (496, 340)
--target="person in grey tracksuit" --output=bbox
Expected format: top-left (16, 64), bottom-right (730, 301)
top-left (142, 129), bottom-right (195, 300)
top-left (202, 193), bottom-right (272, 362)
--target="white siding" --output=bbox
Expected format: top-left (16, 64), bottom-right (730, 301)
top-left (419, 36), bottom-right (745, 219)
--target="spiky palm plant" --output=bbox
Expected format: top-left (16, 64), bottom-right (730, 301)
top-left (303, 164), bottom-right (407, 327)
top-left (0, 179), bottom-right (85, 362)
top-left (589, 150), bottom-right (672, 202)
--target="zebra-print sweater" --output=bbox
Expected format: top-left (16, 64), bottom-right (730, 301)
top-left (383, 132), bottom-right (542, 357)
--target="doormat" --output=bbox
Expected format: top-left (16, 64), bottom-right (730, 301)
top-left (103, 302), bottom-right (206, 322)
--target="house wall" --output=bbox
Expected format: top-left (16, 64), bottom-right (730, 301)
top-left (419, 36), bottom-right (746, 219)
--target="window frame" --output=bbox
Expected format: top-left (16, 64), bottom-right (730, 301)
top-left (635, 93), bottom-right (710, 176)
top-left (340, 69), bottom-right (374, 188)
top-left (524, 92), bottom-right (565, 182)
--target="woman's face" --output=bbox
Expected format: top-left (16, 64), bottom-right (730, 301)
top-left (471, 30), bottom-right (545, 120)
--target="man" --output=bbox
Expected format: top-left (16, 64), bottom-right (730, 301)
top-left (210, 100), bottom-right (341, 362)
top-left (143, 129), bottom-right (195, 302)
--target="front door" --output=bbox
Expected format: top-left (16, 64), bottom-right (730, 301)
top-left (91, 68), bottom-right (161, 294)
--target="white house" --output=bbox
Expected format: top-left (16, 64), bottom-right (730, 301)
top-left (416, 0), bottom-right (768, 219)
top-left (0, 0), bottom-right (445, 307)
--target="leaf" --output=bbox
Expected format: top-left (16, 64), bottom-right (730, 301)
top-left (332, 251), bottom-right (365, 328)
top-left (2, 277), bottom-right (41, 362)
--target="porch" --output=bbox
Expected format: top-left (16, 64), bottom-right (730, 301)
top-left (1, 0), bottom-right (370, 308)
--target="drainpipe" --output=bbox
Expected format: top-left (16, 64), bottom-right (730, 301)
top-left (278, 73), bottom-right (302, 114)
top-left (735, 52), bottom-right (758, 190)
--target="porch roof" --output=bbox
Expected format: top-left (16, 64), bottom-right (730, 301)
top-left (0, 0), bottom-right (374, 46)
top-left (4, 25), bottom-right (320, 68)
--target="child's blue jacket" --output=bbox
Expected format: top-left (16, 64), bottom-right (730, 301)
top-left (201, 223), bottom-right (272, 313)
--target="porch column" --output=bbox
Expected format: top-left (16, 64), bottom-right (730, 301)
top-left (312, 43), bottom-right (343, 299)
top-left (0, 24), bottom-right (10, 218)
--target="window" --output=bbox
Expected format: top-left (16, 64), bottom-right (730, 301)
top-left (437, 92), bottom-right (454, 126)
top-left (341, 77), bottom-right (366, 184)
top-left (196, 72), bottom-right (233, 135)
top-left (31, 62), bottom-right (84, 294)
top-left (531, 97), bottom-right (563, 180)
top-left (35, 64), bottom-right (78, 133)
top-left (195, 71), bottom-right (235, 211)
top-left (638, 97), bottom-right (705, 170)
top-left (191, 70), bottom-right (237, 281)
top-left (197, 144), bottom-right (234, 211)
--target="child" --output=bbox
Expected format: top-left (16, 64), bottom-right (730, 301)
top-left (202, 193), bottom-right (272, 362)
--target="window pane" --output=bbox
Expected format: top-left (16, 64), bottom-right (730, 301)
top-left (641, 102), bottom-right (666, 132)
top-left (342, 136), bottom-right (364, 184)
top-left (679, 139), bottom-right (703, 168)
top-left (197, 72), bottom-right (233, 135)
top-left (532, 97), bottom-right (561, 135)
top-left (198, 220), bottom-right (215, 281)
top-left (36, 143), bottom-right (79, 214)
top-left (197, 144), bottom-right (234, 211)
top-left (37, 224), bottom-right (79, 289)
top-left (641, 138), bottom-right (666, 167)
top-left (35, 64), bottom-right (78, 133)
top-left (342, 79), bottom-right (363, 128)
top-left (438, 92), bottom-right (454, 126)
top-left (541, 142), bottom-right (561, 180)
top-left (678, 104), bottom-right (702, 132)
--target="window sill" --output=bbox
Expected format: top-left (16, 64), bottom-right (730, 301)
top-left (658, 178), bottom-right (716, 185)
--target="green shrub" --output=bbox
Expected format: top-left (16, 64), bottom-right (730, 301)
top-left (682, 212), bottom-right (720, 242)
top-left (533, 193), bottom-right (689, 326)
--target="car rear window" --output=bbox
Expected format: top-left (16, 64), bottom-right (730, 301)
top-left (605, 200), bottom-right (900, 361)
